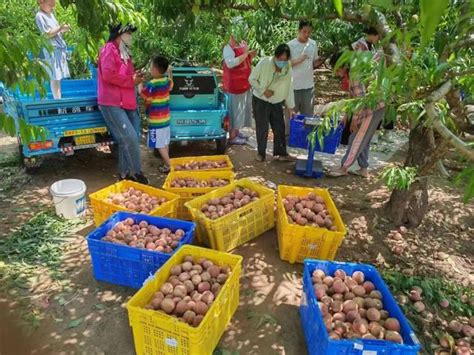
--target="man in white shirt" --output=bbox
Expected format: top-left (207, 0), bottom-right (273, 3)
top-left (287, 20), bottom-right (320, 119)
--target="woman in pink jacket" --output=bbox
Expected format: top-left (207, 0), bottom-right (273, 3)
top-left (98, 23), bottom-right (148, 184)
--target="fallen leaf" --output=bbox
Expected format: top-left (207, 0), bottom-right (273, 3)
top-left (67, 317), bottom-right (84, 329)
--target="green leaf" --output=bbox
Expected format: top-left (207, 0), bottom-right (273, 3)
top-left (420, 0), bottom-right (449, 48)
top-left (454, 165), bottom-right (474, 203)
top-left (94, 303), bottom-right (106, 310)
top-left (58, 296), bottom-right (67, 306)
top-left (333, 0), bottom-right (343, 17)
top-left (368, 0), bottom-right (395, 10)
top-left (67, 317), bottom-right (84, 329)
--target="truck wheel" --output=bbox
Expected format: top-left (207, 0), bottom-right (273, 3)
top-left (216, 136), bottom-right (227, 154)
top-left (18, 144), bottom-right (41, 174)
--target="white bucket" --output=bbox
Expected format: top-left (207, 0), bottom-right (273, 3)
top-left (50, 179), bottom-right (87, 219)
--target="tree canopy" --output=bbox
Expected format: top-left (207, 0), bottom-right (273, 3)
top-left (0, 0), bottom-right (473, 221)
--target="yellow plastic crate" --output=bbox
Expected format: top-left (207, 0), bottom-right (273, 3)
top-left (127, 245), bottom-right (242, 355)
top-left (169, 155), bottom-right (234, 172)
top-left (162, 171), bottom-right (235, 220)
top-left (185, 178), bottom-right (275, 251)
top-left (89, 180), bottom-right (180, 226)
top-left (276, 185), bottom-right (346, 263)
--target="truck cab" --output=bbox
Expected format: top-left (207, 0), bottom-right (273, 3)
top-left (169, 67), bottom-right (229, 153)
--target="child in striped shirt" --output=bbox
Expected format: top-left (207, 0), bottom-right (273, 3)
top-left (141, 56), bottom-right (174, 173)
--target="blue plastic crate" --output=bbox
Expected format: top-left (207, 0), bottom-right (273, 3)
top-left (289, 115), bottom-right (343, 154)
top-left (300, 259), bottom-right (421, 355)
top-left (87, 212), bottom-right (195, 289)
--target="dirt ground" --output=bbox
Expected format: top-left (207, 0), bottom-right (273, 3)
top-left (0, 70), bottom-right (473, 355)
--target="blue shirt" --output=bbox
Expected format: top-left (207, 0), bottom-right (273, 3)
top-left (35, 10), bottom-right (67, 49)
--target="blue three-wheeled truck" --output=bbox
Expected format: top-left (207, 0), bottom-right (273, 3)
top-left (1, 66), bottom-right (229, 172)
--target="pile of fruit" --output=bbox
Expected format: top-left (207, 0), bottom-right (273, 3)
top-left (170, 177), bottom-right (230, 188)
top-left (105, 187), bottom-right (167, 213)
top-left (175, 160), bottom-right (229, 171)
top-left (102, 218), bottom-right (185, 253)
top-left (144, 255), bottom-right (231, 327)
top-left (311, 268), bottom-right (404, 343)
top-left (200, 187), bottom-right (259, 220)
top-left (283, 192), bottom-right (337, 231)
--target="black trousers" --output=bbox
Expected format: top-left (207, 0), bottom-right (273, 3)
top-left (253, 96), bottom-right (288, 157)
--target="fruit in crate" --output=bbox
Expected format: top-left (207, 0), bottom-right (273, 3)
top-left (175, 159), bottom-right (229, 171)
top-left (170, 177), bottom-right (230, 188)
top-left (101, 218), bottom-right (185, 253)
top-left (105, 187), bottom-right (167, 213)
top-left (143, 255), bottom-right (232, 327)
top-left (312, 268), bottom-right (404, 344)
top-left (200, 187), bottom-right (260, 220)
top-left (283, 192), bottom-right (337, 230)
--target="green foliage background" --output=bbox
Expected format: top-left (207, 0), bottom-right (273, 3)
top-left (0, 0), bottom-right (472, 201)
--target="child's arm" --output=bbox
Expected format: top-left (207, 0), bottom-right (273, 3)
top-left (140, 82), bottom-right (152, 103)
top-left (167, 66), bottom-right (174, 92)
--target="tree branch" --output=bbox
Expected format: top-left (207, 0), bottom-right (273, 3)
top-left (441, 35), bottom-right (474, 61)
top-left (446, 68), bottom-right (474, 81)
top-left (437, 161), bottom-right (451, 178)
top-left (425, 80), bottom-right (474, 161)
top-left (427, 81), bottom-right (452, 102)
top-left (227, 3), bottom-right (258, 11)
top-left (431, 116), bottom-right (474, 161)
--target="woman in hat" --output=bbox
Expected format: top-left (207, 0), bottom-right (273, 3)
top-left (97, 23), bottom-right (148, 184)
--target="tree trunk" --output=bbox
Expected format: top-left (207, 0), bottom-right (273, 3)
top-left (386, 124), bottom-right (448, 227)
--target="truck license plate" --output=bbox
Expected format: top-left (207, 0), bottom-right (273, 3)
top-left (75, 134), bottom-right (96, 145)
top-left (64, 127), bottom-right (107, 137)
top-left (176, 119), bottom-right (207, 125)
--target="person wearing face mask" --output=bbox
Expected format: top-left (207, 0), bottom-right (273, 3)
top-left (249, 44), bottom-right (295, 162)
top-left (97, 23), bottom-right (148, 184)
top-left (222, 33), bottom-right (257, 145)
top-left (35, 0), bottom-right (71, 99)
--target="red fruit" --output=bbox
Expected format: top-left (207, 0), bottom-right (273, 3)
top-left (461, 324), bottom-right (473, 337)
top-left (334, 269), bottom-right (347, 281)
top-left (409, 290), bottom-right (422, 302)
top-left (439, 299), bottom-right (449, 308)
top-left (352, 271), bottom-right (365, 284)
top-left (363, 281), bottom-right (375, 293)
top-left (414, 301), bottom-right (425, 313)
top-left (314, 285), bottom-right (327, 300)
top-left (384, 318), bottom-right (401, 332)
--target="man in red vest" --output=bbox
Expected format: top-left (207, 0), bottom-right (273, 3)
top-left (223, 34), bottom-right (257, 145)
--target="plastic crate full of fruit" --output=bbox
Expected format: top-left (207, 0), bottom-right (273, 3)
top-left (300, 259), bottom-right (421, 354)
top-left (89, 180), bottom-right (180, 226)
top-left (87, 212), bottom-right (195, 288)
top-left (127, 245), bottom-right (242, 355)
top-left (163, 170), bottom-right (235, 220)
top-left (277, 185), bottom-right (346, 263)
top-left (185, 178), bottom-right (275, 252)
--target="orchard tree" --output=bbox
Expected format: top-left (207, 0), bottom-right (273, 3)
top-left (1, 0), bottom-right (473, 227)
top-left (166, 0), bottom-right (473, 227)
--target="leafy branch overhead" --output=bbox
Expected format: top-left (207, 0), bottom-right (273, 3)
top-left (0, 0), bottom-right (472, 209)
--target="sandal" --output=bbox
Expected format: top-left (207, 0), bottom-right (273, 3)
top-left (273, 154), bottom-right (296, 162)
top-left (230, 137), bottom-right (246, 145)
top-left (326, 168), bottom-right (349, 177)
top-left (238, 132), bottom-right (250, 140)
top-left (349, 169), bottom-right (369, 178)
top-left (158, 165), bottom-right (170, 174)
